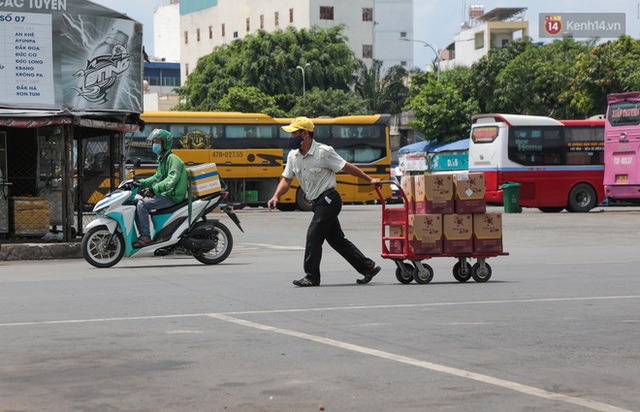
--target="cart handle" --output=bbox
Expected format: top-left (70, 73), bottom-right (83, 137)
top-left (375, 180), bottom-right (408, 206)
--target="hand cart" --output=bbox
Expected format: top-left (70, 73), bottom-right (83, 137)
top-left (375, 181), bottom-right (508, 284)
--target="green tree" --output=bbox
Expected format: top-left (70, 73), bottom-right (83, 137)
top-left (175, 25), bottom-right (357, 112)
top-left (214, 86), bottom-right (287, 117)
top-left (353, 59), bottom-right (409, 114)
top-left (495, 39), bottom-right (590, 117)
top-left (470, 38), bottom-right (532, 113)
top-left (569, 35), bottom-right (640, 117)
top-left (290, 87), bottom-right (368, 118)
top-left (407, 68), bottom-right (480, 143)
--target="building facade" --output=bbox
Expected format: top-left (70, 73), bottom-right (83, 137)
top-left (153, 0), bottom-right (413, 83)
top-left (440, 7), bottom-right (529, 70)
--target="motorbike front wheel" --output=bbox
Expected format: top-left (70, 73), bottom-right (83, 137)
top-left (194, 221), bottom-right (233, 265)
top-left (82, 226), bottom-right (124, 268)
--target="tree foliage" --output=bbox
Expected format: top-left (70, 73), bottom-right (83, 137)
top-left (214, 86), bottom-right (287, 117)
top-left (568, 35), bottom-right (640, 117)
top-left (407, 68), bottom-right (480, 143)
top-left (176, 25), bottom-right (357, 112)
top-left (408, 36), bottom-right (640, 144)
top-left (470, 38), bottom-right (532, 113)
top-left (353, 59), bottom-right (409, 114)
top-left (290, 88), bottom-right (368, 118)
top-left (495, 39), bottom-right (590, 117)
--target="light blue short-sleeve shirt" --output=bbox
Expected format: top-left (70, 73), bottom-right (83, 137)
top-left (282, 140), bottom-right (346, 201)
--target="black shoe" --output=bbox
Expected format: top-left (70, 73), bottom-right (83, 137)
top-left (293, 276), bottom-right (319, 287)
top-left (357, 265), bottom-right (381, 284)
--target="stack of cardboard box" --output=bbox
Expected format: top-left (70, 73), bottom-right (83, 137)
top-left (388, 172), bottom-right (502, 256)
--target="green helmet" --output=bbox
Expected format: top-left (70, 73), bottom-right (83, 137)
top-left (147, 128), bottom-right (173, 151)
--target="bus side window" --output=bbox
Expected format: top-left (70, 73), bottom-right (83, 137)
top-left (354, 147), bottom-right (381, 163)
top-left (225, 126), bottom-right (246, 139)
top-left (336, 148), bottom-right (353, 162)
top-left (314, 125), bottom-right (331, 140)
top-left (245, 127), bottom-right (257, 138)
top-left (542, 129), bottom-right (562, 165)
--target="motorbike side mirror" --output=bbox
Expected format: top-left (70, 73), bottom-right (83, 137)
top-left (134, 158), bottom-right (141, 168)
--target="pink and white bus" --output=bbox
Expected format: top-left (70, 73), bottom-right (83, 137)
top-left (604, 92), bottom-right (640, 201)
top-left (469, 114), bottom-right (605, 212)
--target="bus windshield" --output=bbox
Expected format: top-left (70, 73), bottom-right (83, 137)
top-left (608, 102), bottom-right (640, 126)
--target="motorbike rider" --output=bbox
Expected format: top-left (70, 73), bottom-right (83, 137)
top-left (133, 129), bottom-right (188, 248)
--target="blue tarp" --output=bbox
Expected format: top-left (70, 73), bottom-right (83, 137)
top-left (431, 139), bottom-right (469, 153)
top-left (397, 140), bottom-right (442, 154)
top-left (397, 138), bottom-right (469, 154)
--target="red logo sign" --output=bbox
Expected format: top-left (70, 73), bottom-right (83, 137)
top-left (544, 15), bottom-right (563, 36)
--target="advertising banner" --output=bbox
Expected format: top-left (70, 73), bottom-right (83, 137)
top-left (0, 0), bottom-right (143, 113)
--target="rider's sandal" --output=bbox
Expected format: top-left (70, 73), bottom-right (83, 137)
top-left (133, 237), bottom-right (152, 248)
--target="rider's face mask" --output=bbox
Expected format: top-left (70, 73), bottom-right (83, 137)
top-left (288, 131), bottom-right (304, 150)
top-left (152, 143), bottom-right (162, 155)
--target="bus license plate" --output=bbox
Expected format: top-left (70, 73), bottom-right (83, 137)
top-left (616, 175), bottom-right (628, 183)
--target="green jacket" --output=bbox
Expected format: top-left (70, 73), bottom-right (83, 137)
top-left (139, 149), bottom-right (188, 203)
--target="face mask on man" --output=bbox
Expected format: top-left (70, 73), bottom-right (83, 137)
top-left (152, 143), bottom-right (162, 155)
top-left (288, 135), bottom-right (303, 150)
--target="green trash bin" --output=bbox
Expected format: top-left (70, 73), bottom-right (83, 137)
top-left (500, 182), bottom-right (522, 213)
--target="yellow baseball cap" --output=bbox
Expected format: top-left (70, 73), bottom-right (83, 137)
top-left (282, 116), bottom-right (315, 133)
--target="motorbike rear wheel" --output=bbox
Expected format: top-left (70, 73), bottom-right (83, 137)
top-left (194, 221), bottom-right (233, 265)
top-left (82, 226), bottom-right (124, 268)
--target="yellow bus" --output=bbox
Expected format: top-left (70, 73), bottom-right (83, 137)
top-left (124, 111), bottom-right (392, 210)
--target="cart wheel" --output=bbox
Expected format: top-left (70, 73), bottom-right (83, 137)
top-left (453, 261), bottom-right (472, 283)
top-left (413, 263), bottom-right (434, 284)
top-left (395, 263), bottom-right (414, 284)
top-left (471, 262), bottom-right (492, 283)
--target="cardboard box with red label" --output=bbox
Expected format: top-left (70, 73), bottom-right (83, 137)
top-left (419, 174), bottom-right (454, 214)
top-left (443, 213), bottom-right (473, 254)
top-left (453, 172), bottom-right (486, 213)
top-left (408, 214), bottom-right (443, 255)
top-left (473, 213), bottom-right (503, 253)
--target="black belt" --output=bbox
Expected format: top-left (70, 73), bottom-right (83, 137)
top-left (314, 188), bottom-right (336, 201)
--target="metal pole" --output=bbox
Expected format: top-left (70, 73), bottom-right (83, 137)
top-left (296, 63), bottom-right (311, 106)
top-left (400, 38), bottom-right (441, 80)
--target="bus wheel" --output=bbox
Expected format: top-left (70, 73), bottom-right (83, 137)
top-left (296, 188), bottom-right (313, 211)
top-left (567, 183), bottom-right (596, 213)
top-left (538, 207), bottom-right (564, 213)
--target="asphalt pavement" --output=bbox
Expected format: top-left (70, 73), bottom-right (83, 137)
top-left (1, 204), bottom-right (639, 411)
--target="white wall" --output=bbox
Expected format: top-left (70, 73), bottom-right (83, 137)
top-left (374, 0), bottom-right (413, 71)
top-left (153, 2), bottom-right (181, 62)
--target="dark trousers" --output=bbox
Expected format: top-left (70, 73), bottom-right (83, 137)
top-left (303, 190), bottom-right (375, 284)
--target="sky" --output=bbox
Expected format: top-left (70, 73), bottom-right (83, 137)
top-left (91, 0), bottom-right (640, 67)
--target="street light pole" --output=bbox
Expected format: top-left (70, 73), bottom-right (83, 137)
top-left (296, 63), bottom-right (310, 105)
top-left (401, 38), bottom-right (441, 80)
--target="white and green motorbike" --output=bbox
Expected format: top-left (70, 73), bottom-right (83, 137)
top-left (82, 179), bottom-right (243, 268)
